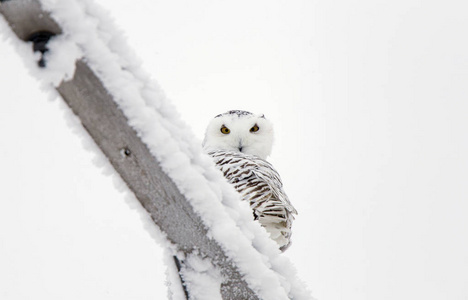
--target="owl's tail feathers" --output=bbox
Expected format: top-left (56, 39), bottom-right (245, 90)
top-left (259, 216), bottom-right (292, 252)
top-left (253, 199), bottom-right (295, 251)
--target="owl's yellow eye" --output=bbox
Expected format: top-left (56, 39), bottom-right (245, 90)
top-left (220, 126), bottom-right (230, 134)
top-left (250, 124), bottom-right (260, 132)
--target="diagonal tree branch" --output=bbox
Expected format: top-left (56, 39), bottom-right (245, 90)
top-left (0, 1), bottom-right (259, 299)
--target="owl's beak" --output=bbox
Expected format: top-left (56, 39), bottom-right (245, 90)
top-left (238, 141), bottom-right (243, 152)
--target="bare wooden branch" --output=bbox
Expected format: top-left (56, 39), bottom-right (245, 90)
top-left (1, 1), bottom-right (259, 299)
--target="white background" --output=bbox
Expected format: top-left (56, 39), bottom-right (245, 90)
top-left (1, 0), bottom-right (468, 299)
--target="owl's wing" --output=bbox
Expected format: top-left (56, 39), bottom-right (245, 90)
top-left (207, 150), bottom-right (297, 251)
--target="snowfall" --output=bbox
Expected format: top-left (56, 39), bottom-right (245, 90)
top-left (1, 0), bottom-right (468, 300)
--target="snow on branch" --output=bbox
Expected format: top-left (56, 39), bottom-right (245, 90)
top-left (0, 1), bottom-right (312, 299)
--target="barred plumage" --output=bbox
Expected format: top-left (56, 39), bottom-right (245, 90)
top-left (207, 150), bottom-right (297, 251)
top-left (203, 110), bottom-right (297, 251)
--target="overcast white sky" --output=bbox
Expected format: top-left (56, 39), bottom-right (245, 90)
top-left (1, 0), bottom-right (468, 299)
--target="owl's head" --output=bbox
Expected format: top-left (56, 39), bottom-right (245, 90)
top-left (203, 110), bottom-right (274, 159)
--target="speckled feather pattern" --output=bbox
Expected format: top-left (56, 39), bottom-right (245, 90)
top-left (208, 150), bottom-right (297, 251)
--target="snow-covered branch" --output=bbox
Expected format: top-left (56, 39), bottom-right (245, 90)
top-left (0, 1), bottom-right (311, 299)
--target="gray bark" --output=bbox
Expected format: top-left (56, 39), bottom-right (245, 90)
top-left (0, 1), bottom-right (260, 299)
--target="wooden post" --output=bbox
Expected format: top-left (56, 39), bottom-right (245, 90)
top-left (0, 1), bottom-right (259, 299)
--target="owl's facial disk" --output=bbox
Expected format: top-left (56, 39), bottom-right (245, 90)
top-left (203, 112), bottom-right (274, 159)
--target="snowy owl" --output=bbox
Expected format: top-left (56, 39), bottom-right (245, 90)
top-left (203, 110), bottom-right (297, 251)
